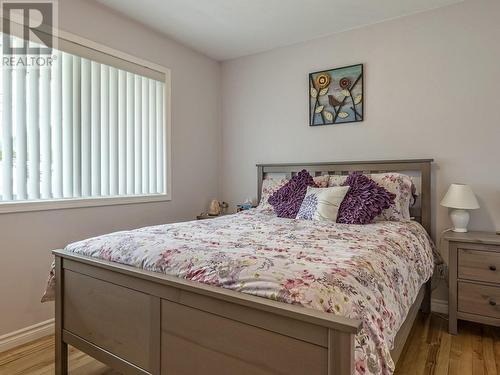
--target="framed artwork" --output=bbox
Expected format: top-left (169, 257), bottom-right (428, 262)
top-left (309, 64), bottom-right (363, 126)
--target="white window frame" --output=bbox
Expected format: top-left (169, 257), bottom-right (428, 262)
top-left (0, 26), bottom-right (172, 214)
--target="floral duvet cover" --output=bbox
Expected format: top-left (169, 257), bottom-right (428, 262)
top-left (45, 209), bottom-right (434, 374)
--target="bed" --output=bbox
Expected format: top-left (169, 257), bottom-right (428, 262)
top-left (52, 159), bottom-right (434, 375)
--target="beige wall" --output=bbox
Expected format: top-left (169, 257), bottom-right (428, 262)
top-left (221, 0), bottom-right (500, 243)
top-left (2, 0), bottom-right (500, 336)
top-left (0, 0), bottom-right (221, 335)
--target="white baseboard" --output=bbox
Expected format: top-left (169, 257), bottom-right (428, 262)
top-left (0, 319), bottom-right (54, 353)
top-left (431, 298), bottom-right (448, 315)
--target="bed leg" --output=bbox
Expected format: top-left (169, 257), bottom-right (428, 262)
top-left (421, 279), bottom-right (432, 314)
top-left (328, 329), bottom-right (355, 375)
top-left (55, 338), bottom-right (68, 375)
top-left (55, 256), bottom-right (68, 375)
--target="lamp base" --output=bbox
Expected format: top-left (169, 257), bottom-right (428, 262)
top-left (450, 209), bottom-right (470, 233)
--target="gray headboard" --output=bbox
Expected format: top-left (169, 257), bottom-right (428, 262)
top-left (257, 159), bottom-right (433, 233)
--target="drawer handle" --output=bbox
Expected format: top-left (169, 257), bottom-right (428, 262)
top-left (490, 265), bottom-right (497, 271)
top-left (489, 299), bottom-right (497, 306)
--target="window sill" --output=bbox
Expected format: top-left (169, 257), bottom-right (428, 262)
top-left (0, 193), bottom-right (172, 214)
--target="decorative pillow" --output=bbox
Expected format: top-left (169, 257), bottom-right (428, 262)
top-left (328, 174), bottom-right (348, 187)
top-left (313, 175), bottom-right (330, 188)
top-left (337, 172), bottom-right (396, 225)
top-left (297, 186), bottom-right (350, 222)
top-left (268, 170), bottom-right (316, 218)
top-left (329, 172), bottom-right (414, 221)
top-left (370, 173), bottom-right (413, 221)
top-left (256, 177), bottom-right (288, 212)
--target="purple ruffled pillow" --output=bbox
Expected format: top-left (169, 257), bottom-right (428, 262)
top-left (336, 172), bottom-right (396, 225)
top-left (268, 170), bottom-right (317, 218)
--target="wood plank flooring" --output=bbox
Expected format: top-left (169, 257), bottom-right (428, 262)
top-left (1, 313), bottom-right (499, 375)
top-left (0, 335), bottom-right (117, 375)
top-left (395, 313), bottom-right (500, 375)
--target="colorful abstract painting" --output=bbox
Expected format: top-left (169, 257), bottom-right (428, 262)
top-left (309, 64), bottom-right (363, 126)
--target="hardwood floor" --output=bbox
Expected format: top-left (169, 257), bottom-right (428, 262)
top-left (0, 335), bottom-right (117, 375)
top-left (1, 313), bottom-right (499, 374)
top-left (395, 313), bottom-right (500, 375)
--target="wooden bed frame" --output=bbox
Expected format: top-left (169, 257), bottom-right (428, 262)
top-left (54, 159), bottom-right (433, 375)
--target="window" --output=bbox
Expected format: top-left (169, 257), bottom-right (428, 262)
top-left (0, 28), bottom-right (170, 213)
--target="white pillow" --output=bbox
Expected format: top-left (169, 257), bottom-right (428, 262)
top-left (296, 186), bottom-right (350, 222)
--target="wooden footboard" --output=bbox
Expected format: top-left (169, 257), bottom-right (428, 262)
top-left (54, 250), bottom-right (363, 375)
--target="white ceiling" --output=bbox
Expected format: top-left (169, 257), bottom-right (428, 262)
top-left (95, 0), bottom-right (463, 61)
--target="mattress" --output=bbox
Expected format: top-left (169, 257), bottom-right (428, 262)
top-left (46, 209), bottom-right (435, 375)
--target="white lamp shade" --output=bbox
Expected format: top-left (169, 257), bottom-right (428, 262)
top-left (440, 184), bottom-right (479, 210)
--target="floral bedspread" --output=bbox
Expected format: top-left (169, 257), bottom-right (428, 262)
top-left (46, 210), bottom-right (434, 374)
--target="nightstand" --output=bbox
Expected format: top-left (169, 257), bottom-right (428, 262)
top-left (446, 231), bottom-right (500, 334)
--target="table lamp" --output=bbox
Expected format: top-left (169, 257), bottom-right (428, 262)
top-left (440, 184), bottom-right (479, 233)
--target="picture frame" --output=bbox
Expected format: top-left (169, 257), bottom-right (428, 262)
top-left (309, 64), bottom-right (364, 126)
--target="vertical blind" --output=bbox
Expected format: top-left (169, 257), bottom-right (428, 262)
top-left (0, 35), bottom-right (167, 203)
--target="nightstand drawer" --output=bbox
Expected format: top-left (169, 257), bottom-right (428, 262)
top-left (458, 281), bottom-right (500, 319)
top-left (458, 248), bottom-right (500, 284)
